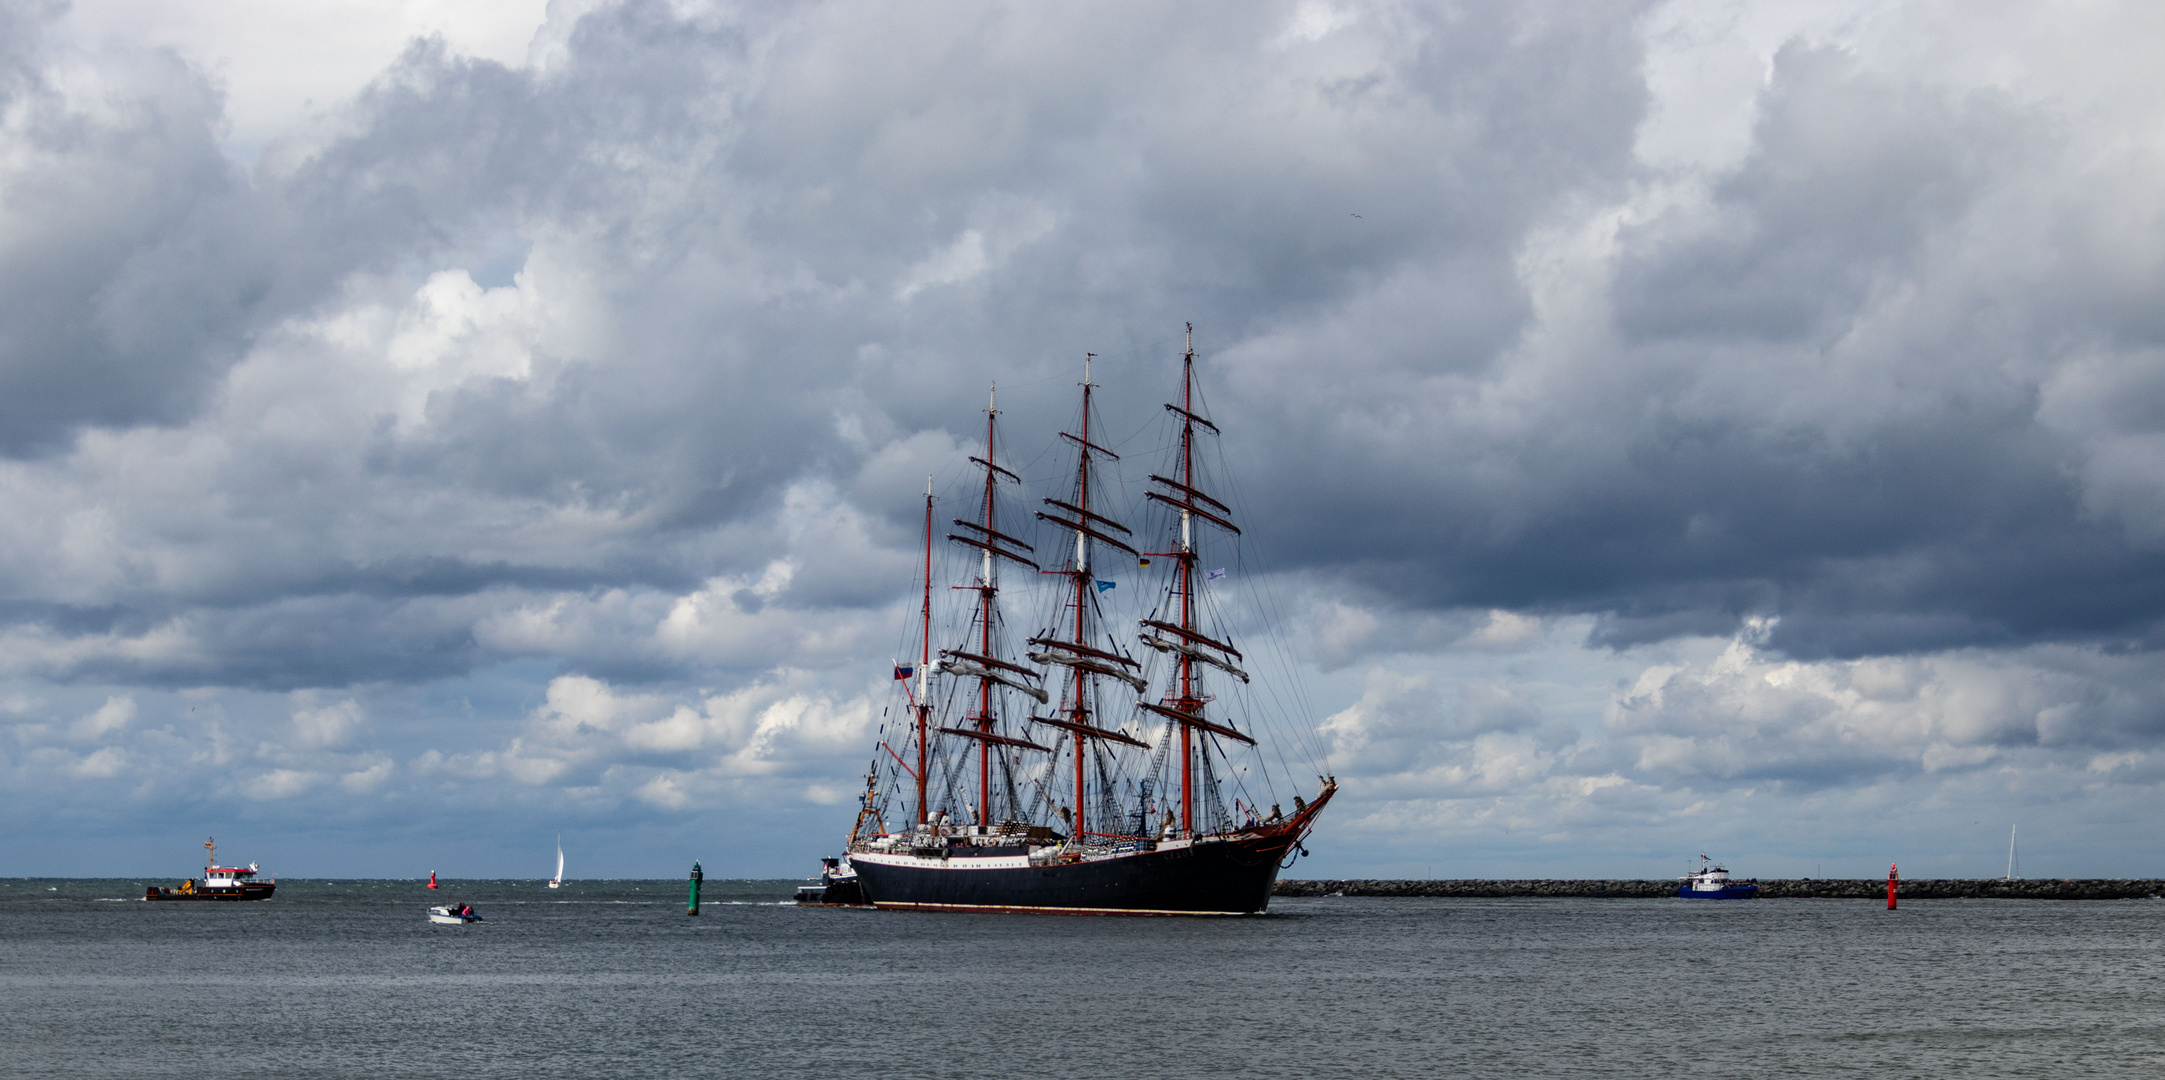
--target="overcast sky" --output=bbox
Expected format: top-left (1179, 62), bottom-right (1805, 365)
top-left (5, 0), bottom-right (2163, 881)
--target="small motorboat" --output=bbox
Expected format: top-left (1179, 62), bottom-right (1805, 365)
top-left (428, 903), bottom-right (484, 924)
top-left (1678, 854), bottom-right (1759, 899)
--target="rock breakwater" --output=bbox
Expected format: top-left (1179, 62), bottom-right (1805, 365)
top-left (1274, 879), bottom-right (2165, 900)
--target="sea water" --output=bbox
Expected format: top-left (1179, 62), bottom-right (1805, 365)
top-left (2, 878), bottom-right (2160, 1077)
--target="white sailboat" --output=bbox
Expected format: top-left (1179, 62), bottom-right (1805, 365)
top-left (548, 835), bottom-right (564, 889)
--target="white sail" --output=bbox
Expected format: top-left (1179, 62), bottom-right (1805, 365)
top-left (548, 835), bottom-right (563, 888)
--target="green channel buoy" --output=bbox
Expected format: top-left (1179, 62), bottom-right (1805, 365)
top-left (688, 860), bottom-right (702, 916)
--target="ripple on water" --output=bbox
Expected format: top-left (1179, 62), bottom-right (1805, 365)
top-left (2, 888), bottom-right (2161, 1077)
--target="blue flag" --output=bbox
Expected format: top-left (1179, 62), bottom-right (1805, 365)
top-left (1095, 580), bottom-right (1116, 593)
top-left (1206, 567), bottom-right (1226, 581)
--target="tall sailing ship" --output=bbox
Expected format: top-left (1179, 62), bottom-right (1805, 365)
top-left (825, 326), bottom-right (1334, 915)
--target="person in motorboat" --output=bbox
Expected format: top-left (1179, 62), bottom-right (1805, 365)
top-left (428, 901), bottom-right (482, 923)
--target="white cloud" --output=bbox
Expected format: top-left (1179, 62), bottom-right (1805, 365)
top-left (1600, 628), bottom-right (2150, 785)
top-left (450, 671), bottom-right (878, 804)
top-left (1460, 610), bottom-right (1545, 652)
top-left (292, 697), bottom-right (363, 749)
top-left (71, 695), bottom-right (136, 741)
top-left (56, 0), bottom-right (552, 156)
top-left (634, 771), bottom-right (688, 809)
top-left (245, 768), bottom-right (323, 800)
top-left (1277, 2), bottom-right (1358, 47)
top-left (72, 745), bottom-right (128, 778)
top-left (340, 756), bottom-right (394, 793)
top-left (895, 200), bottom-right (1059, 300)
top-left (895, 230), bottom-right (987, 300)
top-left (1314, 602), bottom-right (1380, 668)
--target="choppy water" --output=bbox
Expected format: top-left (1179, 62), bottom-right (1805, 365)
top-left (3, 878), bottom-right (2161, 1077)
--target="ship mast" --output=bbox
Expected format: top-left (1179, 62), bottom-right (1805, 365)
top-left (1179, 330), bottom-right (1196, 831)
top-left (1140, 323), bottom-right (1250, 835)
top-left (1073, 359), bottom-right (1094, 839)
top-left (936, 385), bottom-right (1048, 827)
top-left (976, 390), bottom-right (999, 826)
top-left (1032, 353), bottom-right (1143, 842)
top-left (915, 477), bottom-right (933, 825)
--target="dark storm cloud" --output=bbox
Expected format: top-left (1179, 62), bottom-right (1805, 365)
top-left (0, 7), bottom-right (264, 453)
top-left (20, 0), bottom-right (1651, 690)
top-left (4, 0), bottom-right (2157, 688)
top-left (1227, 38), bottom-right (2165, 661)
top-left (0, 7), bottom-right (565, 459)
top-left (1613, 44), bottom-right (2004, 344)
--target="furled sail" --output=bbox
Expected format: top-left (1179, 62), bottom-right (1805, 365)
top-left (1140, 632), bottom-right (1250, 683)
top-left (938, 726), bottom-right (1051, 753)
top-left (1139, 701), bottom-right (1257, 746)
top-left (936, 653), bottom-right (1050, 704)
top-left (1027, 647), bottom-right (1150, 693)
top-left (1027, 713), bottom-right (1151, 749)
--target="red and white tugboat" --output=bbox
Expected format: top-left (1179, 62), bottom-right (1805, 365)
top-left (818, 328), bottom-right (1334, 915)
top-left (144, 838), bottom-right (276, 902)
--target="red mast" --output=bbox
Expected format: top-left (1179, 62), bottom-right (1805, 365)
top-left (1176, 330), bottom-right (1198, 833)
top-left (976, 388), bottom-right (999, 826)
top-left (930, 387), bottom-right (1046, 831)
top-left (1074, 360), bottom-right (1094, 839)
top-left (1031, 353), bottom-right (1143, 842)
top-left (1139, 323), bottom-right (1246, 836)
top-left (915, 476), bottom-right (933, 826)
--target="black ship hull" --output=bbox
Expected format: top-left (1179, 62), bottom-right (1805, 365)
top-left (850, 833), bottom-right (1296, 915)
top-left (794, 856), bottom-right (867, 906)
top-left (793, 880), bottom-right (866, 906)
top-left (144, 884), bottom-right (275, 902)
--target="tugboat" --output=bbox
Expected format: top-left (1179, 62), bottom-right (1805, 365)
top-left (427, 902), bottom-right (484, 925)
top-left (1678, 854), bottom-right (1759, 899)
top-left (794, 857), bottom-right (866, 906)
top-left (809, 328), bottom-right (1334, 915)
top-left (144, 838), bottom-right (276, 902)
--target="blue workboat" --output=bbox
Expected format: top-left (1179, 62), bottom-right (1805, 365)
top-left (1678, 855), bottom-right (1759, 899)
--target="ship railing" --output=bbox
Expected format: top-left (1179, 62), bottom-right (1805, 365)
top-left (1029, 838), bottom-right (1158, 864)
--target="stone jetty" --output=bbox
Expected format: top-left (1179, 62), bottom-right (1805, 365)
top-left (1273, 879), bottom-right (2165, 900)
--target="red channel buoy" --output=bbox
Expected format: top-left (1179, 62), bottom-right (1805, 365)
top-left (1887, 862), bottom-right (1897, 910)
top-left (427, 870), bottom-right (439, 889)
